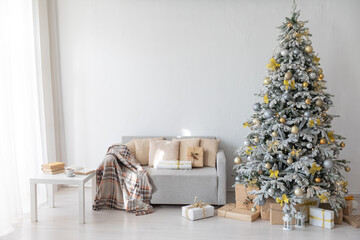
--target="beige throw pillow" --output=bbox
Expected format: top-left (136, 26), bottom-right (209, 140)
top-left (148, 140), bottom-right (180, 167)
top-left (172, 138), bottom-right (200, 161)
top-left (125, 139), bottom-right (136, 157)
top-left (200, 138), bottom-right (220, 167)
top-left (133, 137), bottom-right (164, 165)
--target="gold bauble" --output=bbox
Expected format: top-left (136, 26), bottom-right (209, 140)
top-left (307, 69), bottom-right (313, 72)
top-left (251, 207), bottom-right (257, 213)
top-left (265, 162), bottom-right (272, 169)
top-left (345, 166), bottom-right (351, 172)
top-left (320, 138), bottom-right (326, 144)
top-left (253, 118), bottom-right (260, 124)
top-left (315, 177), bottom-right (321, 183)
top-left (287, 22), bottom-right (293, 28)
top-left (254, 137), bottom-right (260, 144)
top-left (291, 125), bottom-right (299, 134)
top-left (321, 112), bottom-right (327, 117)
top-left (284, 71), bottom-right (293, 80)
top-left (318, 68), bottom-right (323, 74)
top-left (340, 142), bottom-right (345, 148)
top-left (302, 82), bottom-right (309, 88)
top-left (315, 99), bottom-right (324, 107)
top-left (294, 33), bottom-right (301, 38)
top-left (338, 180), bottom-right (345, 186)
top-left (294, 187), bottom-right (303, 196)
top-left (305, 98), bottom-right (311, 105)
top-left (319, 73), bottom-right (324, 79)
top-left (263, 77), bottom-right (271, 85)
top-left (287, 157), bottom-right (293, 164)
top-left (271, 131), bottom-right (278, 137)
top-left (234, 156), bottom-right (241, 164)
top-left (305, 45), bottom-right (313, 53)
top-left (279, 118), bottom-right (286, 124)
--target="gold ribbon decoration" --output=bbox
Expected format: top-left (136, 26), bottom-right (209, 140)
top-left (344, 196), bottom-right (354, 201)
top-left (266, 57), bottom-right (280, 71)
top-left (185, 196), bottom-right (209, 220)
top-left (276, 194), bottom-right (289, 206)
top-left (290, 146), bottom-right (302, 158)
top-left (309, 162), bottom-right (322, 175)
top-left (243, 122), bottom-right (251, 128)
top-left (327, 131), bottom-right (335, 142)
top-left (309, 118), bottom-right (321, 127)
top-left (269, 169), bottom-right (279, 178)
top-left (317, 194), bottom-right (328, 203)
top-left (283, 79), bottom-right (296, 91)
top-left (247, 178), bottom-right (257, 186)
top-left (264, 94), bottom-right (269, 104)
top-left (309, 209), bottom-right (334, 228)
top-left (313, 55), bottom-right (320, 65)
top-left (245, 146), bottom-right (256, 155)
top-left (267, 140), bottom-right (279, 152)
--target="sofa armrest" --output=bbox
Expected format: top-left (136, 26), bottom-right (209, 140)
top-left (216, 149), bottom-right (226, 205)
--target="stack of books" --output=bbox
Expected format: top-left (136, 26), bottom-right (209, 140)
top-left (42, 162), bottom-right (65, 174)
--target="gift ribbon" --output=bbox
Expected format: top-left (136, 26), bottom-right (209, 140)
top-left (309, 210), bottom-right (334, 228)
top-left (158, 161), bottom-right (189, 169)
top-left (345, 196), bottom-right (354, 201)
top-left (185, 197), bottom-right (208, 220)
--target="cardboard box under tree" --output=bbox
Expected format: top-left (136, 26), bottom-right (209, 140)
top-left (270, 203), bottom-right (299, 225)
top-left (343, 215), bottom-right (360, 228)
top-left (217, 203), bottom-right (260, 222)
top-left (260, 198), bottom-right (275, 220)
top-left (343, 201), bottom-right (352, 216)
top-left (235, 184), bottom-right (260, 211)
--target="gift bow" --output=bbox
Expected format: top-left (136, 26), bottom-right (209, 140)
top-left (266, 57), bottom-right (280, 71)
top-left (309, 119), bottom-right (321, 127)
top-left (284, 79), bottom-right (295, 90)
top-left (313, 55), bottom-right (320, 65)
top-left (269, 170), bottom-right (279, 178)
top-left (185, 197), bottom-right (209, 220)
top-left (245, 146), bottom-right (256, 155)
top-left (317, 194), bottom-right (328, 203)
top-left (327, 131), bottom-right (335, 142)
top-left (344, 196), bottom-right (354, 201)
top-left (263, 94), bottom-right (269, 104)
top-left (290, 146), bottom-right (302, 158)
top-left (309, 163), bottom-right (322, 175)
top-left (243, 122), bottom-right (251, 128)
top-left (276, 194), bottom-right (289, 206)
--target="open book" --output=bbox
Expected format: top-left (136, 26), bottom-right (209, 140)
top-left (66, 165), bottom-right (95, 175)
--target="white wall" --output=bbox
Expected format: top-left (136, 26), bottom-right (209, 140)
top-left (54, 0), bottom-right (360, 193)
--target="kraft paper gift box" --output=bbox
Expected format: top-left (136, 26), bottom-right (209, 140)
top-left (217, 203), bottom-right (236, 217)
top-left (155, 160), bottom-right (192, 170)
top-left (343, 200), bottom-right (353, 216)
top-left (309, 207), bottom-right (334, 229)
top-left (182, 203), bottom-right (214, 221)
top-left (186, 147), bottom-right (204, 168)
top-left (270, 203), bottom-right (299, 225)
top-left (235, 184), bottom-right (260, 210)
top-left (319, 203), bottom-right (343, 224)
top-left (298, 200), bottom-right (318, 222)
top-left (260, 197), bottom-right (275, 220)
top-left (343, 215), bottom-right (360, 228)
top-left (223, 208), bottom-right (260, 222)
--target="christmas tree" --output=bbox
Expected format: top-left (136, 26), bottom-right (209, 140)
top-left (233, 2), bottom-right (351, 215)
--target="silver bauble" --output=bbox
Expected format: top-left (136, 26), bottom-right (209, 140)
top-left (278, 153), bottom-right (284, 159)
top-left (281, 49), bottom-right (289, 56)
top-left (327, 100), bottom-right (333, 105)
top-left (315, 99), bottom-right (324, 107)
top-left (306, 143), bottom-right (313, 149)
top-left (264, 109), bottom-right (274, 119)
top-left (244, 140), bottom-right (251, 147)
top-left (251, 207), bottom-right (257, 213)
top-left (323, 159), bottom-right (334, 169)
top-left (294, 187), bottom-right (303, 196)
top-left (253, 137), bottom-right (260, 144)
top-left (293, 49), bottom-right (299, 55)
top-left (268, 188), bottom-right (275, 195)
top-left (283, 93), bottom-right (291, 100)
top-left (235, 175), bottom-right (241, 182)
top-left (271, 131), bottom-right (278, 137)
top-left (258, 198), bottom-right (266, 206)
top-left (304, 111), bottom-right (311, 118)
top-left (309, 72), bottom-right (317, 80)
top-left (253, 103), bottom-right (261, 111)
top-left (247, 156), bottom-right (252, 161)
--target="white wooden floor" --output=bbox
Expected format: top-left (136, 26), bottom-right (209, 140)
top-left (2, 188), bottom-right (359, 240)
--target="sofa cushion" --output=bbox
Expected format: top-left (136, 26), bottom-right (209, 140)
top-left (124, 139), bottom-right (136, 157)
top-left (172, 138), bottom-right (200, 162)
top-left (133, 137), bottom-right (164, 165)
top-left (144, 166), bottom-right (218, 204)
top-left (148, 140), bottom-right (179, 167)
top-left (200, 139), bottom-right (220, 167)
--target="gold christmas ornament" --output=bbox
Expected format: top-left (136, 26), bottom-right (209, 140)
top-left (279, 118), bottom-right (286, 124)
top-left (291, 126), bottom-right (299, 134)
top-left (284, 71), bottom-right (293, 80)
top-left (315, 99), bottom-right (324, 107)
top-left (319, 73), bottom-right (324, 79)
top-left (265, 162), bottom-right (272, 169)
top-left (271, 131), bottom-right (278, 137)
top-left (340, 142), bottom-right (345, 148)
top-left (287, 22), bottom-right (293, 28)
top-left (321, 112), bottom-right (327, 117)
top-left (315, 177), bottom-right (321, 183)
top-left (318, 68), bottom-right (323, 74)
top-left (263, 77), bottom-right (271, 85)
top-left (294, 187), bottom-right (303, 196)
top-left (234, 156), bottom-right (241, 164)
top-left (305, 45), bottom-right (313, 53)
top-left (287, 157), bottom-right (293, 164)
top-left (320, 138), bottom-right (326, 144)
top-left (251, 207), bottom-right (257, 213)
top-left (338, 180), bottom-right (345, 186)
top-left (345, 166), bottom-right (351, 172)
top-left (307, 69), bottom-right (313, 72)
top-left (302, 82), bottom-right (309, 88)
top-left (299, 22), bottom-right (304, 27)
top-left (254, 137), bottom-right (260, 144)
top-left (305, 98), bottom-right (311, 104)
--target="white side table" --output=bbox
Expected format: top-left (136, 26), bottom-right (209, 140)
top-left (30, 172), bottom-right (96, 224)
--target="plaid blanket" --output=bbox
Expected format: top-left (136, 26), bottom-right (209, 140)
top-left (92, 144), bottom-right (153, 216)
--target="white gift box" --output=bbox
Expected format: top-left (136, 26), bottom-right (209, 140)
top-left (155, 160), bottom-right (192, 170)
top-left (182, 204), bottom-right (214, 221)
top-left (309, 207), bottom-right (334, 229)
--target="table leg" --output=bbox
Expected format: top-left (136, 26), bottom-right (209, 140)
top-left (92, 175), bottom-right (96, 200)
top-left (79, 183), bottom-right (85, 224)
top-left (47, 184), bottom-right (54, 208)
top-left (30, 183), bottom-right (38, 222)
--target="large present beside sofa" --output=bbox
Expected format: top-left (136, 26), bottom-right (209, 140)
top-left (122, 136), bottom-right (226, 205)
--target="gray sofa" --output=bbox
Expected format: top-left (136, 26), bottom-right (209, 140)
top-left (122, 136), bottom-right (226, 205)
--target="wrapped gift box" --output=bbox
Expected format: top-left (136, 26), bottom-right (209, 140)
top-left (182, 204), bottom-right (214, 221)
top-left (155, 160), bottom-right (192, 170)
top-left (319, 203), bottom-right (343, 224)
top-left (260, 197), bottom-right (275, 220)
top-left (186, 147), bottom-right (204, 168)
top-left (217, 203), bottom-right (236, 217)
top-left (235, 184), bottom-right (260, 210)
top-left (309, 207), bottom-right (334, 229)
top-left (269, 203), bottom-right (299, 225)
top-left (343, 201), bottom-right (352, 216)
top-left (343, 215), bottom-right (360, 228)
top-left (298, 200), bottom-right (318, 222)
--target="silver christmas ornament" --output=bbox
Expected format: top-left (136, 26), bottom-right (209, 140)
top-left (293, 49), bottom-right (299, 55)
top-left (254, 137), bottom-right (260, 144)
top-left (281, 49), bottom-right (289, 56)
top-left (309, 72), bottom-right (317, 80)
top-left (251, 207), bottom-right (257, 213)
top-left (323, 159), bottom-right (334, 169)
top-left (278, 153), bottom-right (284, 159)
top-left (283, 93), bottom-right (291, 100)
top-left (244, 140), bottom-right (251, 147)
top-left (264, 109), bottom-right (274, 119)
top-left (315, 99), bottom-right (324, 107)
top-left (306, 143), bottom-right (313, 149)
top-left (327, 100), bottom-right (333, 105)
top-left (253, 103), bottom-right (261, 111)
top-left (304, 111), bottom-right (311, 118)
top-left (258, 198), bottom-right (266, 206)
top-left (272, 131), bottom-right (278, 137)
top-left (268, 188), bottom-right (275, 195)
top-left (235, 175), bottom-right (241, 182)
